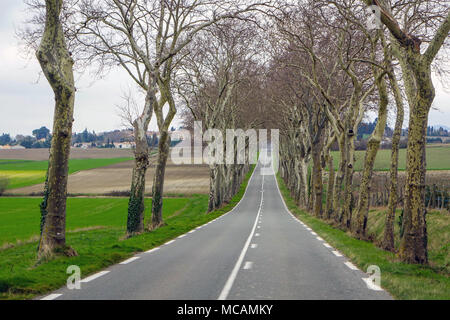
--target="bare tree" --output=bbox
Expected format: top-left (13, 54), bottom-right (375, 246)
top-left (35, 0), bottom-right (77, 259)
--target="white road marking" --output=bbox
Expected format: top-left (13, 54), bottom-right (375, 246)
top-left (188, 230), bottom-right (195, 234)
top-left (311, 231), bottom-right (318, 236)
top-left (145, 247), bottom-right (160, 254)
top-left (323, 243), bottom-right (332, 249)
top-left (316, 236), bottom-right (324, 241)
top-left (41, 294), bottom-right (62, 300)
top-left (243, 261), bottom-right (253, 270)
top-left (257, 226), bottom-right (261, 229)
top-left (344, 262), bottom-right (359, 270)
top-left (218, 174), bottom-right (264, 300)
top-left (255, 233), bottom-right (260, 237)
top-left (120, 257), bottom-right (140, 265)
top-left (165, 240), bottom-right (176, 245)
top-left (177, 234), bottom-right (186, 239)
top-left (306, 227), bottom-right (312, 231)
top-left (251, 244), bottom-right (258, 249)
top-left (332, 250), bottom-right (343, 257)
top-left (362, 278), bottom-right (384, 291)
top-left (81, 271), bottom-right (110, 283)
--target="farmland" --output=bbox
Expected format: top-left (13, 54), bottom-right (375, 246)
top-left (330, 144), bottom-right (450, 171)
top-left (0, 157), bottom-right (132, 189)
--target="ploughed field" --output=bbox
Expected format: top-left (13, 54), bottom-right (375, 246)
top-left (0, 148), bottom-right (210, 195)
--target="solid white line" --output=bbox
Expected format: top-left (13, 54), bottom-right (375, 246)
top-left (316, 236), bottom-right (324, 241)
top-left (332, 250), bottom-right (343, 257)
top-left (81, 271), bottom-right (110, 283)
top-left (145, 247), bottom-right (160, 254)
top-left (251, 244), bottom-right (258, 249)
top-left (323, 243), bottom-right (332, 249)
top-left (41, 294), bottom-right (62, 300)
top-left (243, 261), bottom-right (253, 270)
top-left (165, 240), bottom-right (175, 245)
top-left (344, 262), bottom-right (359, 270)
top-left (188, 230), bottom-right (195, 234)
top-left (177, 234), bottom-right (186, 239)
top-left (218, 173), bottom-right (264, 300)
top-left (362, 278), bottom-right (383, 291)
top-left (120, 257), bottom-right (140, 265)
top-left (311, 231), bottom-right (318, 236)
top-left (306, 228), bottom-right (312, 231)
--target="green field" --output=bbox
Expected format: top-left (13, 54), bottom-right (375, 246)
top-left (276, 173), bottom-right (450, 300)
top-left (330, 145), bottom-right (450, 171)
top-left (0, 165), bottom-right (255, 299)
top-left (0, 157), bottom-right (132, 189)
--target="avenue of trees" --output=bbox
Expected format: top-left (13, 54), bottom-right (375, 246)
top-left (23, 0), bottom-right (449, 265)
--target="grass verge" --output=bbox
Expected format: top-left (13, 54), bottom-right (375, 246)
top-left (276, 173), bottom-right (450, 300)
top-left (0, 164), bottom-right (255, 300)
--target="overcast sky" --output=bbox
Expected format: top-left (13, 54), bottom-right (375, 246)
top-left (0, 1), bottom-right (449, 137)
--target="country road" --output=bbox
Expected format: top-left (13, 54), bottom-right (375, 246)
top-left (43, 157), bottom-right (392, 300)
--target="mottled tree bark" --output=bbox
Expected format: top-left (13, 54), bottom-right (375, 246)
top-left (325, 153), bottom-right (335, 220)
top-left (126, 81), bottom-right (155, 236)
top-left (311, 138), bottom-right (324, 217)
top-left (37, 0), bottom-right (77, 259)
top-left (150, 130), bottom-right (171, 229)
top-left (381, 61), bottom-right (404, 252)
top-left (354, 71), bottom-right (389, 238)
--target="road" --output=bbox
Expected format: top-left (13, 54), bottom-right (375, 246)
top-left (44, 157), bottom-right (392, 300)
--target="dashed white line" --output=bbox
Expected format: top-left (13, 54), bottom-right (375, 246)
top-left (243, 261), bottom-right (254, 270)
top-left (120, 257), bottom-right (140, 265)
top-left (332, 250), bottom-right (343, 257)
top-left (344, 262), bottom-right (359, 270)
top-left (41, 294), bottom-right (62, 300)
top-left (218, 173), bottom-right (264, 300)
top-left (81, 271), bottom-right (110, 283)
top-left (255, 233), bottom-right (260, 237)
top-left (251, 244), bottom-right (258, 249)
top-left (145, 247), bottom-right (160, 254)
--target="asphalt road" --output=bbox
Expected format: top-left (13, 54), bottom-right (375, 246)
top-left (44, 157), bottom-right (392, 300)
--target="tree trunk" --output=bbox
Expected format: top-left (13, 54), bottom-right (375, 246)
top-left (354, 74), bottom-right (389, 238)
top-left (325, 154), bottom-right (335, 220)
top-left (398, 59), bottom-right (433, 264)
top-left (333, 135), bottom-right (346, 221)
top-left (150, 131), bottom-right (170, 229)
top-left (126, 124), bottom-right (149, 235)
top-left (381, 65), bottom-right (404, 252)
top-left (37, 0), bottom-right (77, 259)
top-left (341, 132), bottom-right (355, 229)
top-left (312, 142), bottom-right (323, 217)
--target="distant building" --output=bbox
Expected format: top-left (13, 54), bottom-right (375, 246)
top-left (114, 142), bottom-right (135, 149)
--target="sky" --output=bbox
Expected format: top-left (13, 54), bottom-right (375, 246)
top-left (0, 1), bottom-right (449, 138)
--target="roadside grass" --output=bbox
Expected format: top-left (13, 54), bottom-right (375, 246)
top-left (0, 165), bottom-right (255, 300)
top-left (0, 157), bottom-right (132, 189)
top-left (276, 174), bottom-right (450, 300)
top-left (330, 145), bottom-right (450, 171)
